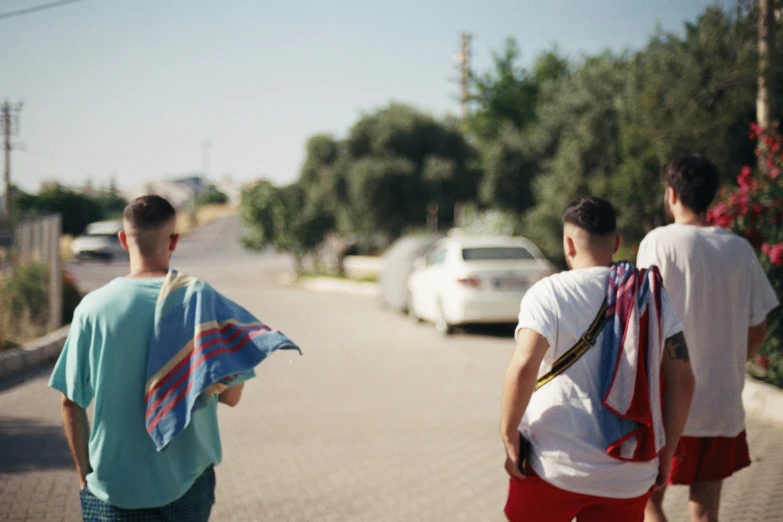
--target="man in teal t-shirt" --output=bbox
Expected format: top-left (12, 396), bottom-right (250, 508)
top-left (50, 195), bottom-right (253, 521)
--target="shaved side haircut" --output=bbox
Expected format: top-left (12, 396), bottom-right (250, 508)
top-left (123, 196), bottom-right (177, 256)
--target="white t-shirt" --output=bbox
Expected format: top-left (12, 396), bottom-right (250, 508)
top-left (637, 224), bottom-right (779, 437)
top-left (516, 266), bottom-right (682, 499)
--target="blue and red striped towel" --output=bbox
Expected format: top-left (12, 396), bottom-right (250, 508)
top-left (600, 261), bottom-right (666, 463)
top-left (144, 270), bottom-right (301, 451)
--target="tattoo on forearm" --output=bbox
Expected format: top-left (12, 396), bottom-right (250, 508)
top-left (665, 332), bottom-right (689, 362)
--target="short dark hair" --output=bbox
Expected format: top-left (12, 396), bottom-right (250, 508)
top-left (123, 195), bottom-right (176, 230)
top-left (663, 154), bottom-right (720, 213)
top-left (562, 196), bottom-right (617, 236)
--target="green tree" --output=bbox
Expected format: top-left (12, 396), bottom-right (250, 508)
top-left (343, 103), bottom-right (478, 238)
top-left (240, 180), bottom-right (333, 274)
top-left (468, 42), bottom-right (569, 217)
top-left (524, 53), bottom-right (628, 259)
top-left (16, 186), bottom-right (105, 236)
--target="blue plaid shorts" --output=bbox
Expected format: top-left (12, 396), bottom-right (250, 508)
top-left (80, 465), bottom-right (216, 522)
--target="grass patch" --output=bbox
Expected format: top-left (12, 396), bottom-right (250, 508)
top-left (301, 271), bottom-right (378, 284)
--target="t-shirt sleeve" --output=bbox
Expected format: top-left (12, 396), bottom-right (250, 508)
top-left (659, 287), bottom-right (683, 340)
top-left (748, 252), bottom-right (779, 327)
top-left (226, 369), bottom-right (256, 388)
top-left (636, 234), bottom-right (660, 270)
top-left (48, 314), bottom-right (94, 408)
top-left (515, 279), bottom-right (557, 348)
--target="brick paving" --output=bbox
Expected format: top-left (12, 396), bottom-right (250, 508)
top-left (1, 220), bottom-right (782, 521)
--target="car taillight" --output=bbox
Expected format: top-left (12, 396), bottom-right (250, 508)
top-left (457, 276), bottom-right (482, 289)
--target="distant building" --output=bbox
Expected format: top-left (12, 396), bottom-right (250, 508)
top-left (124, 173), bottom-right (226, 210)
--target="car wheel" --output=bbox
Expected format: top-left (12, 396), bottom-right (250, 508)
top-left (407, 292), bottom-right (422, 323)
top-left (435, 301), bottom-right (454, 336)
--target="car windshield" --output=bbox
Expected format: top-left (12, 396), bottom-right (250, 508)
top-left (461, 247), bottom-right (534, 261)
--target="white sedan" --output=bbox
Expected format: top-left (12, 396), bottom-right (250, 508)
top-left (407, 235), bottom-right (556, 335)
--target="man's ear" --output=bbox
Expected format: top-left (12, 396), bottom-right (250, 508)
top-left (564, 235), bottom-right (577, 259)
top-left (169, 233), bottom-right (180, 252)
top-left (118, 230), bottom-right (129, 252)
top-left (666, 186), bottom-right (678, 206)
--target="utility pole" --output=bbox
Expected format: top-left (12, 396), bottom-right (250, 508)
top-left (454, 33), bottom-right (472, 228)
top-left (1, 100), bottom-right (23, 229)
top-left (457, 32), bottom-right (472, 122)
top-left (200, 139), bottom-right (211, 200)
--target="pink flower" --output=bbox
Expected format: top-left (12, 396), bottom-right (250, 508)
top-left (750, 122), bottom-right (762, 140)
top-left (771, 167), bottom-right (781, 180)
top-left (766, 242), bottom-right (783, 266)
top-left (737, 165), bottom-right (754, 188)
top-left (754, 354), bottom-right (770, 369)
top-left (707, 202), bottom-right (733, 228)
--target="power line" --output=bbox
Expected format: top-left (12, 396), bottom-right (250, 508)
top-left (0, 0), bottom-right (86, 21)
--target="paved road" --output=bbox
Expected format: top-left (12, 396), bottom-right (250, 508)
top-left (2, 218), bottom-right (782, 521)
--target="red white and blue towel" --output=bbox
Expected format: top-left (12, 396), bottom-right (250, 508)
top-left (599, 261), bottom-right (666, 463)
top-left (145, 270), bottom-right (301, 451)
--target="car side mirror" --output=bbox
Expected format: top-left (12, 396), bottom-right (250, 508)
top-left (414, 257), bottom-right (427, 270)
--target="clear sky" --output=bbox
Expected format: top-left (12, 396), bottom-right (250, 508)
top-left (1, 0), bottom-right (725, 193)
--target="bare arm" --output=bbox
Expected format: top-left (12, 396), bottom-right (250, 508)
top-left (218, 383), bottom-right (245, 407)
top-left (60, 395), bottom-right (92, 489)
top-left (748, 321), bottom-right (767, 361)
top-left (658, 331), bottom-right (696, 487)
top-left (500, 329), bottom-right (549, 479)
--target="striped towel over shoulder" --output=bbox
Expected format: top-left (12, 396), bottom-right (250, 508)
top-left (145, 270), bottom-right (301, 451)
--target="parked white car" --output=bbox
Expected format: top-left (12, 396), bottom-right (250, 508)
top-left (407, 235), bottom-right (556, 335)
top-left (71, 220), bottom-right (126, 262)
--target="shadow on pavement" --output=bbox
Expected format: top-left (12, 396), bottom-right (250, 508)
top-left (0, 416), bottom-right (72, 473)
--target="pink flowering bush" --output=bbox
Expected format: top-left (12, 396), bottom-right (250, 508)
top-left (707, 123), bottom-right (783, 386)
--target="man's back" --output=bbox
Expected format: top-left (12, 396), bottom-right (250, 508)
top-left (517, 266), bottom-right (681, 499)
top-left (637, 224), bottom-right (778, 436)
top-left (49, 277), bottom-right (222, 509)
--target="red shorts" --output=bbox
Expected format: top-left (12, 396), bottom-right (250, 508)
top-left (504, 473), bottom-right (652, 522)
top-left (668, 430), bottom-right (751, 484)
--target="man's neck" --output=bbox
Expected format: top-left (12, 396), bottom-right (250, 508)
top-left (673, 210), bottom-right (708, 227)
top-left (127, 259), bottom-right (169, 278)
top-left (569, 256), bottom-right (613, 270)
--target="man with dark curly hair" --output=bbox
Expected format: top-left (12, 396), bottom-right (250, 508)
top-left (638, 155), bottom-right (779, 522)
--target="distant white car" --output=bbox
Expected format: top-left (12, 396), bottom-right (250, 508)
top-left (407, 235), bottom-right (556, 335)
top-left (71, 220), bottom-right (125, 262)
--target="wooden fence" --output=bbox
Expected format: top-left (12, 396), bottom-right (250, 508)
top-left (14, 214), bottom-right (63, 331)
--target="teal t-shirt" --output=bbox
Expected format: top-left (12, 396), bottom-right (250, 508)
top-left (49, 277), bottom-right (252, 509)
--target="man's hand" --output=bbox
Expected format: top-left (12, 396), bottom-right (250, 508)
top-left (60, 395), bottom-right (92, 490)
top-left (654, 451), bottom-right (673, 490)
top-left (658, 331), bottom-right (695, 491)
top-left (503, 433), bottom-right (525, 480)
top-left (500, 329), bottom-right (548, 480)
top-left (218, 383), bottom-right (245, 407)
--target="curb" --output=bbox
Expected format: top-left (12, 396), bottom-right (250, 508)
top-left (0, 326), bottom-right (70, 382)
top-left (743, 377), bottom-right (783, 425)
top-left (291, 276), bottom-right (379, 297)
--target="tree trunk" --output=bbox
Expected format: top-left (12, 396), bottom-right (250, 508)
top-left (293, 255), bottom-right (303, 279)
top-left (758, 0), bottom-right (775, 132)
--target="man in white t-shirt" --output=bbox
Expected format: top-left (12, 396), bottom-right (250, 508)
top-left (637, 154), bottom-right (779, 522)
top-left (501, 196), bottom-right (696, 522)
